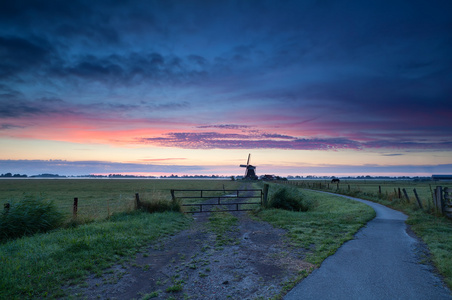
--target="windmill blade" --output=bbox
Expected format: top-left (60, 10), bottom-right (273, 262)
top-left (247, 153), bottom-right (251, 165)
top-left (240, 164), bottom-right (247, 167)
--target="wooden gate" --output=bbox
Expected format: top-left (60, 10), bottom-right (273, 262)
top-left (171, 189), bottom-right (263, 213)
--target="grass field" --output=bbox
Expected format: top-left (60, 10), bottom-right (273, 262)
top-left (0, 179), bottom-right (244, 221)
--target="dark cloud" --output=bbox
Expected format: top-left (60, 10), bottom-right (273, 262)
top-left (0, 36), bottom-right (53, 78)
top-left (197, 124), bottom-right (251, 130)
top-left (139, 131), bottom-right (452, 151)
top-left (0, 124), bottom-right (23, 130)
top-left (0, 98), bottom-right (44, 118)
top-left (140, 131), bottom-right (362, 150)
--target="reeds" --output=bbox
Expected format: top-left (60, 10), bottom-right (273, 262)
top-left (0, 195), bottom-right (63, 242)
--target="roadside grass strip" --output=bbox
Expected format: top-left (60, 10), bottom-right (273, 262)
top-left (405, 211), bottom-right (452, 288)
top-left (0, 211), bottom-right (191, 299)
top-left (257, 189), bottom-right (375, 266)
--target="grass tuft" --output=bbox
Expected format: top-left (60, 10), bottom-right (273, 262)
top-left (0, 195), bottom-right (64, 242)
top-left (268, 186), bottom-right (313, 212)
top-left (138, 198), bottom-right (182, 214)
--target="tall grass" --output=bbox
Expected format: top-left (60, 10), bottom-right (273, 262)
top-left (267, 185), bottom-right (314, 211)
top-left (137, 190), bottom-right (182, 213)
top-left (0, 196), bottom-right (64, 242)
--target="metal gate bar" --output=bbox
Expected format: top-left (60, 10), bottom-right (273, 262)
top-left (171, 189), bottom-right (263, 213)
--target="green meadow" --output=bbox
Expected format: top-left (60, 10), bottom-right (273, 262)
top-left (0, 179), bottom-right (243, 221)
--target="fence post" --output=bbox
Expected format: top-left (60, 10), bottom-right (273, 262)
top-left (170, 190), bottom-right (175, 201)
top-left (435, 186), bottom-right (443, 214)
top-left (263, 184), bottom-right (269, 207)
top-left (444, 188), bottom-right (451, 217)
top-left (402, 188), bottom-right (410, 203)
top-left (135, 193), bottom-right (141, 209)
top-left (73, 197), bottom-right (78, 218)
top-left (379, 185), bottom-right (381, 195)
top-left (4, 203), bottom-right (10, 213)
top-left (398, 188), bottom-right (401, 199)
top-left (413, 188), bottom-right (423, 209)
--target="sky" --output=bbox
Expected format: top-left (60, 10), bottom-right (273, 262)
top-left (0, 0), bottom-right (451, 177)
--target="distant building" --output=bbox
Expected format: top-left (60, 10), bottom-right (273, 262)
top-left (432, 175), bottom-right (452, 180)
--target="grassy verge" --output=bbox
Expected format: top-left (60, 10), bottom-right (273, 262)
top-left (405, 211), bottom-right (452, 287)
top-left (257, 189), bottom-right (375, 265)
top-left (0, 211), bottom-right (191, 299)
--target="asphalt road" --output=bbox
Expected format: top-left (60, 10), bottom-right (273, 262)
top-left (284, 193), bottom-right (452, 300)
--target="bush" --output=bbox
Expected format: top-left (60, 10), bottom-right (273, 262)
top-left (0, 196), bottom-right (64, 242)
top-left (138, 198), bottom-right (181, 214)
top-left (269, 187), bottom-right (310, 211)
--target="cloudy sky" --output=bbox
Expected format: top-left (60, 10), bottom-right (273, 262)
top-left (1, 0), bottom-right (451, 177)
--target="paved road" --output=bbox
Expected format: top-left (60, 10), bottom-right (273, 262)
top-left (285, 193), bottom-right (452, 300)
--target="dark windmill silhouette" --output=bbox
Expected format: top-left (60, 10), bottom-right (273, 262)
top-left (240, 154), bottom-right (258, 180)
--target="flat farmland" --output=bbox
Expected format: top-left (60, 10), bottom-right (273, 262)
top-left (0, 179), bottom-right (243, 221)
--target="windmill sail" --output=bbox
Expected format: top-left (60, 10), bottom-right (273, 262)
top-left (239, 153), bottom-right (258, 180)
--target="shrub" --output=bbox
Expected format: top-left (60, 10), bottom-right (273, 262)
top-left (0, 196), bottom-right (64, 242)
top-left (138, 198), bottom-right (181, 214)
top-left (269, 187), bottom-right (310, 211)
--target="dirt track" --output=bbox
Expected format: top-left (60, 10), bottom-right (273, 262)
top-left (66, 208), bottom-right (314, 299)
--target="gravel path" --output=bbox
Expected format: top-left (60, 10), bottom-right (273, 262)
top-left (66, 192), bottom-right (313, 299)
top-left (284, 193), bottom-right (452, 300)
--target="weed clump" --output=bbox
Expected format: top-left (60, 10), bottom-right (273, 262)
top-left (138, 198), bottom-right (181, 214)
top-left (0, 196), bottom-right (64, 242)
top-left (269, 187), bottom-right (311, 211)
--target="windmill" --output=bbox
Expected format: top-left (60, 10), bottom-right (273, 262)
top-left (240, 153), bottom-right (258, 180)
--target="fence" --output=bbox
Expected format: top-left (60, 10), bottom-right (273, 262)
top-left (435, 187), bottom-right (452, 218)
top-left (283, 180), bottom-right (451, 219)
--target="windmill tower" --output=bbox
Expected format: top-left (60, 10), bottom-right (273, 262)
top-left (240, 153), bottom-right (258, 180)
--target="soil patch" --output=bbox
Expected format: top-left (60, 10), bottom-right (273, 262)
top-left (65, 210), bottom-right (314, 299)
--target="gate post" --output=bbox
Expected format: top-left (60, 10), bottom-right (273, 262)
top-left (171, 190), bottom-right (175, 201)
top-left (263, 184), bottom-right (269, 207)
top-left (444, 188), bottom-right (451, 218)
